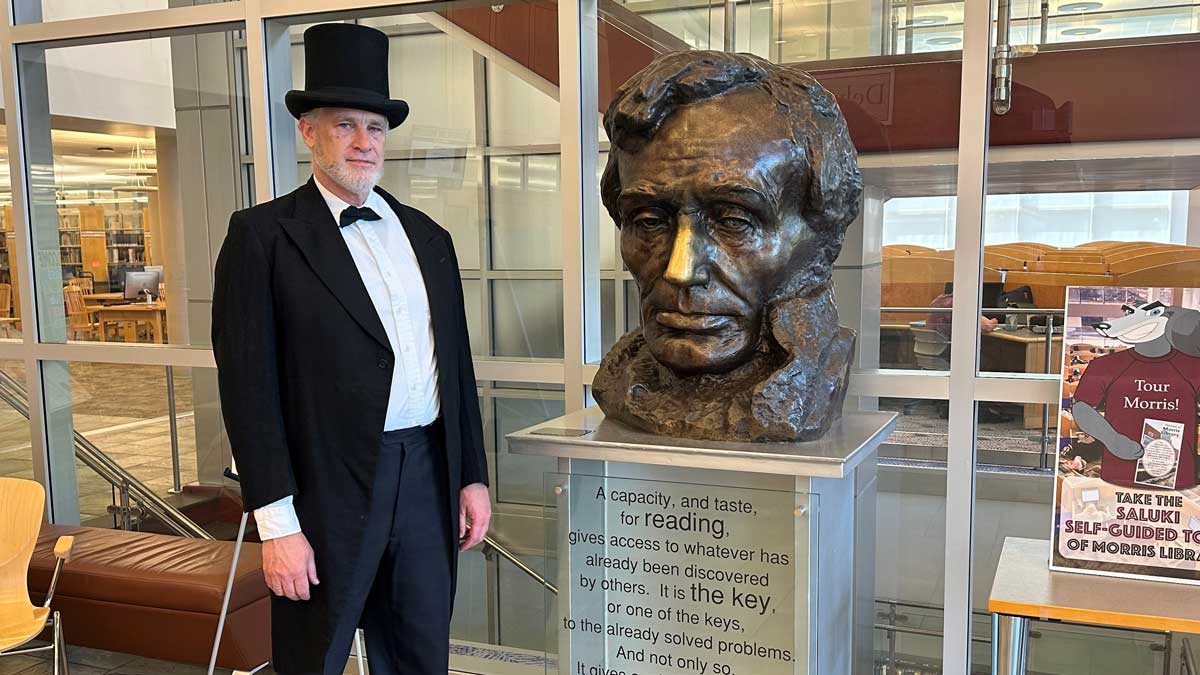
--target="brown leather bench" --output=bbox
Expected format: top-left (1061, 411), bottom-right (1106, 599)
top-left (25, 524), bottom-right (270, 671)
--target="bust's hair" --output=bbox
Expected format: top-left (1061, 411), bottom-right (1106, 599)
top-left (601, 51), bottom-right (862, 287)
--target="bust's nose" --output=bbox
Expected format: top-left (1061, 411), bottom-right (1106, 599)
top-left (663, 213), bottom-right (710, 287)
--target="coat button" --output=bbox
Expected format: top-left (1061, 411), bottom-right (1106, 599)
top-left (377, 357), bottom-right (389, 370)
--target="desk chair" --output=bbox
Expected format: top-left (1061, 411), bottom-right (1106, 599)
top-left (902, 325), bottom-right (951, 417)
top-left (62, 287), bottom-right (96, 341)
top-left (0, 283), bottom-right (11, 318)
top-left (911, 326), bottom-right (951, 370)
top-left (0, 477), bottom-right (75, 675)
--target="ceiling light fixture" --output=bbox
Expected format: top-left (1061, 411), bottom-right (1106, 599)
top-left (1059, 2), bottom-right (1103, 12)
top-left (1062, 26), bottom-right (1101, 35)
top-left (927, 36), bottom-right (962, 46)
top-left (911, 15), bottom-right (948, 26)
top-left (106, 142), bottom-right (158, 192)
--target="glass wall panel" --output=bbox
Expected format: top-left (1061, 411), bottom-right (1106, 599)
top-left (492, 391), bottom-right (565, 505)
top-left (976, 19), bottom-right (1200, 416)
top-left (278, 11), bottom-right (561, 361)
top-left (491, 280), bottom-right (564, 359)
top-left (13, 0), bottom-right (233, 25)
top-left (890, 0), bottom-right (1200, 56)
top-left (0, 361), bottom-right (32, 482)
top-left (53, 363), bottom-right (228, 536)
top-left (490, 154), bottom-right (562, 270)
top-left (969, 17), bottom-right (1200, 673)
top-left (18, 28), bottom-right (251, 347)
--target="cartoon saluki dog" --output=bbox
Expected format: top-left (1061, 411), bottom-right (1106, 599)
top-left (1073, 301), bottom-right (1200, 461)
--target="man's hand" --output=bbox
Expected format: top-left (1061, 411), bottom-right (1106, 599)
top-left (459, 483), bottom-right (492, 551)
top-left (262, 531), bottom-right (319, 601)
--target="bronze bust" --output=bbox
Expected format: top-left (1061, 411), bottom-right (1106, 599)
top-left (592, 50), bottom-right (863, 442)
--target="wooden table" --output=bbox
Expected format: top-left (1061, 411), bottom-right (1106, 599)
top-left (982, 328), bottom-right (1064, 428)
top-left (989, 537), bottom-right (1200, 674)
top-left (82, 292), bottom-right (125, 305)
top-left (95, 303), bottom-right (167, 343)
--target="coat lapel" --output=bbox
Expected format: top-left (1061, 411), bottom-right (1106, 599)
top-left (279, 179), bottom-right (391, 352)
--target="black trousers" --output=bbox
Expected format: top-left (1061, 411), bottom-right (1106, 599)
top-left (292, 423), bottom-right (453, 675)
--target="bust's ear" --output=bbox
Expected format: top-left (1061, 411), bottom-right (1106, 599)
top-left (783, 70), bottom-right (862, 237)
top-left (601, 154), bottom-right (623, 227)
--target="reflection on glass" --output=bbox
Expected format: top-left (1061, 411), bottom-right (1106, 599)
top-left (0, 361), bottom-right (31, 481)
top-left (0, 128), bottom-right (16, 340)
top-left (494, 394), bottom-right (564, 505)
top-left (463, 279), bottom-right (484, 356)
top-left (19, 30), bottom-right (250, 346)
top-left (490, 155), bottom-right (562, 270)
top-left (890, 0), bottom-right (1200, 54)
top-left (63, 364), bottom-right (226, 532)
top-left (14, 1), bottom-right (232, 24)
top-left (600, 280), bottom-right (615, 354)
top-left (284, 11), bottom-right (561, 366)
top-left (492, 280), bottom-right (564, 359)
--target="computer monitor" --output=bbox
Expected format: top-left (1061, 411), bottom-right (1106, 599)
top-left (943, 281), bottom-right (1006, 319)
top-left (124, 269), bottom-right (161, 301)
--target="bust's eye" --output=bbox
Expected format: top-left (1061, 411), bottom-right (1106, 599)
top-left (711, 206), bottom-right (757, 240)
top-left (716, 216), bottom-right (753, 235)
top-left (630, 209), bottom-right (671, 233)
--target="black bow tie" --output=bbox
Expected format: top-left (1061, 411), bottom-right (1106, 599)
top-left (339, 205), bottom-right (381, 228)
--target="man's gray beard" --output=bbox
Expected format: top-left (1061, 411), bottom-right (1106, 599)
top-left (314, 152), bottom-right (382, 197)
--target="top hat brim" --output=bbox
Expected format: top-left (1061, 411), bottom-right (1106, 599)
top-left (285, 88), bottom-right (410, 129)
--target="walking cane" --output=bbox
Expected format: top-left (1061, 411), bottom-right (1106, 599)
top-left (208, 468), bottom-right (366, 675)
top-left (208, 468), bottom-right (261, 675)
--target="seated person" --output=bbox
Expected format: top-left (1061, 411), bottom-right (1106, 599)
top-left (926, 291), bottom-right (1011, 423)
top-left (927, 291), bottom-right (1000, 338)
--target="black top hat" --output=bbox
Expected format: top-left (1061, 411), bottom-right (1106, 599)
top-left (285, 23), bottom-right (410, 129)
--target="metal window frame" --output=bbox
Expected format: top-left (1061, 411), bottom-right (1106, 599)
top-left (0, 0), bottom-right (1039, 671)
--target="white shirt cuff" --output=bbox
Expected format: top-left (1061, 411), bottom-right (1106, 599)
top-left (254, 495), bottom-right (302, 540)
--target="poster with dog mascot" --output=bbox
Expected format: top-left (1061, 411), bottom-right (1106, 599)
top-left (1054, 286), bottom-right (1200, 583)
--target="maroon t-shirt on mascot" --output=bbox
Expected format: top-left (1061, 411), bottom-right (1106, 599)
top-left (1074, 347), bottom-right (1200, 489)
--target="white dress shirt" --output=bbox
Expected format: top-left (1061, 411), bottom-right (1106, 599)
top-left (254, 174), bottom-right (441, 541)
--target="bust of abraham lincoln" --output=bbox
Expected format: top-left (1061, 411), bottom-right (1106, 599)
top-left (592, 50), bottom-right (863, 443)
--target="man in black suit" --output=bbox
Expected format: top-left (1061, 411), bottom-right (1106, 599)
top-left (212, 23), bottom-right (490, 675)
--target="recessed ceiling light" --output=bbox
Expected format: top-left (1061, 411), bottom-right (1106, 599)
top-left (1060, 1), bottom-right (1103, 11)
top-left (1062, 26), bottom-right (1101, 35)
top-left (95, 146), bottom-right (115, 153)
top-left (927, 36), bottom-right (962, 46)
top-left (911, 15), bottom-right (948, 26)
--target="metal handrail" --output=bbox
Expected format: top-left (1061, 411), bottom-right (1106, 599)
top-left (481, 530), bottom-right (558, 595)
top-left (0, 369), bottom-right (211, 540)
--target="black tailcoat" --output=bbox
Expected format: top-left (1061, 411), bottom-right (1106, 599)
top-left (211, 178), bottom-right (487, 674)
